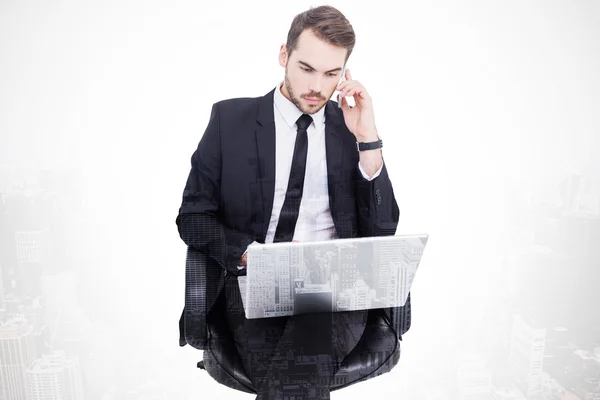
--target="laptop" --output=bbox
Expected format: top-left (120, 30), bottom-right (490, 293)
top-left (237, 234), bottom-right (428, 319)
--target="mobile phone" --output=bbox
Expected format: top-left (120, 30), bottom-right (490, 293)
top-left (338, 65), bottom-right (347, 108)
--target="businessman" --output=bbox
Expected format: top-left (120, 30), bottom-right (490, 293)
top-left (177, 5), bottom-right (400, 399)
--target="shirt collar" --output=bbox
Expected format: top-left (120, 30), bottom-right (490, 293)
top-left (273, 81), bottom-right (326, 131)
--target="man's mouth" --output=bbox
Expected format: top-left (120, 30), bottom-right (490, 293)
top-left (304, 97), bottom-right (321, 104)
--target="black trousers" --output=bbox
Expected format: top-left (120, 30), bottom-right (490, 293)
top-left (223, 275), bottom-right (369, 400)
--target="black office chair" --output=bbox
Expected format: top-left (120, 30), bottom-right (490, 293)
top-left (179, 246), bottom-right (412, 394)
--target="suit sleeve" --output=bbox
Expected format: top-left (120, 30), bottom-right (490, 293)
top-left (176, 102), bottom-right (255, 276)
top-left (355, 157), bottom-right (399, 237)
top-left (355, 154), bottom-right (407, 339)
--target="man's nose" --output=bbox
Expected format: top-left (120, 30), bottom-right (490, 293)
top-left (308, 76), bottom-right (324, 96)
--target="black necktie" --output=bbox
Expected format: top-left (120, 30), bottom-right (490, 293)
top-left (273, 114), bottom-right (313, 243)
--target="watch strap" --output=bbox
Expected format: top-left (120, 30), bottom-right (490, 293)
top-left (357, 139), bottom-right (383, 151)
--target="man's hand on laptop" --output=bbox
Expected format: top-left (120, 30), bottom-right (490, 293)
top-left (238, 241), bottom-right (262, 268)
top-left (239, 240), bottom-right (298, 268)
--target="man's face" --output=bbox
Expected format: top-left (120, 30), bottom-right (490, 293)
top-left (279, 29), bottom-right (347, 115)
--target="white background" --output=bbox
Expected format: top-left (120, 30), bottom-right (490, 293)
top-left (1, 1), bottom-right (599, 398)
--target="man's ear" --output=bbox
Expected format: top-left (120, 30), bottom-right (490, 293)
top-left (278, 44), bottom-right (288, 68)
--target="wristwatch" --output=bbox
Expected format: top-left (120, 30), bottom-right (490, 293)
top-left (357, 139), bottom-right (383, 151)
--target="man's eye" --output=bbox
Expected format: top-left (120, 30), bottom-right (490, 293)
top-left (302, 68), bottom-right (312, 72)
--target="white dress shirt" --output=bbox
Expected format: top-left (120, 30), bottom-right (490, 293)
top-left (238, 83), bottom-right (383, 268)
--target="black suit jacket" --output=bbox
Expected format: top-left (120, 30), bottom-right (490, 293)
top-left (177, 88), bottom-right (407, 350)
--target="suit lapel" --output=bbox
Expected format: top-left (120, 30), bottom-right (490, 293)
top-left (324, 101), bottom-right (344, 218)
top-left (255, 89), bottom-right (276, 242)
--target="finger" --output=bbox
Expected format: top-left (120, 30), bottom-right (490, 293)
top-left (346, 68), bottom-right (352, 81)
top-left (336, 79), bottom-right (354, 92)
top-left (339, 80), bottom-right (360, 90)
top-left (342, 84), bottom-right (365, 100)
top-left (349, 85), bottom-right (372, 102)
top-left (340, 82), bottom-right (362, 98)
top-left (339, 81), bottom-right (359, 93)
top-left (340, 95), bottom-right (351, 112)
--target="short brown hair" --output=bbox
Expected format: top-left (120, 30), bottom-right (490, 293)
top-left (286, 5), bottom-right (355, 63)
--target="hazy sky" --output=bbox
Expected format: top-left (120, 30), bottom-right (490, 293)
top-left (1, 1), bottom-right (599, 398)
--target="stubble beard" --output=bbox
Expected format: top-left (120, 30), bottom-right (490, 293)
top-left (284, 67), bottom-right (328, 115)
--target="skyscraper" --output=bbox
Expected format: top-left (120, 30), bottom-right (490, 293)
top-left (338, 244), bottom-right (358, 292)
top-left (26, 350), bottom-right (84, 400)
top-left (507, 314), bottom-right (546, 398)
top-left (0, 316), bottom-right (36, 400)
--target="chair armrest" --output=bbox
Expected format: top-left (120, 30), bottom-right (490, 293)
top-left (382, 292), bottom-right (412, 341)
top-left (181, 246), bottom-right (226, 350)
